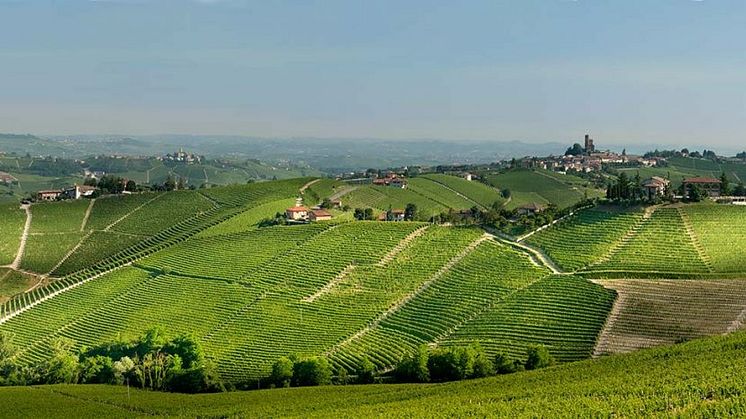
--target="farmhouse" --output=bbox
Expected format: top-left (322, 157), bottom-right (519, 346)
top-left (516, 202), bottom-right (547, 216)
top-left (64, 184), bottom-right (98, 200)
top-left (37, 190), bottom-right (63, 201)
top-left (0, 171), bottom-right (17, 184)
top-left (642, 176), bottom-right (670, 199)
top-left (372, 173), bottom-right (408, 189)
top-left (309, 209), bottom-right (333, 222)
top-left (683, 177), bottom-right (722, 198)
top-left (286, 206), bottom-right (309, 220)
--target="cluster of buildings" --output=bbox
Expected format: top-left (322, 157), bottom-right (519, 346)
top-left (285, 198), bottom-right (336, 223)
top-left (372, 173), bottom-right (408, 188)
top-left (641, 176), bottom-right (723, 199)
top-left (83, 169), bottom-right (107, 181)
top-left (160, 149), bottom-right (202, 164)
top-left (520, 134), bottom-right (665, 174)
top-left (37, 184), bottom-right (98, 201)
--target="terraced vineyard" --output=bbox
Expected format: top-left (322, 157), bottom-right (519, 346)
top-left (0, 178), bottom-right (310, 315)
top-left (330, 240), bottom-right (551, 371)
top-left (421, 174), bottom-right (504, 208)
top-left (683, 205), bottom-right (746, 272)
top-left (587, 208), bottom-right (712, 276)
top-left (442, 275), bottom-right (615, 362)
top-left (484, 169), bottom-right (601, 209)
top-left (594, 279), bottom-right (746, 355)
top-left (525, 207), bottom-right (644, 271)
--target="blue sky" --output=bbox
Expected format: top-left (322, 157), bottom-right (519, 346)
top-left (0, 0), bottom-right (744, 147)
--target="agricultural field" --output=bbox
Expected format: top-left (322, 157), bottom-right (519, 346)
top-left (407, 177), bottom-right (476, 209)
top-left (196, 198), bottom-right (296, 238)
top-left (594, 279), bottom-right (746, 355)
top-left (20, 232), bottom-right (85, 274)
top-left (0, 202), bottom-right (25, 265)
top-left (6, 330), bottom-right (746, 417)
top-left (29, 199), bottom-right (89, 234)
top-left (85, 193), bottom-right (161, 231)
top-left (50, 231), bottom-right (146, 277)
top-left (420, 174), bottom-right (504, 208)
top-left (525, 207), bottom-right (644, 271)
top-left (342, 185), bottom-right (447, 217)
top-left (442, 275), bottom-right (615, 362)
top-left (484, 169), bottom-right (602, 209)
top-left (0, 269), bottom-right (39, 304)
top-left (109, 190), bottom-right (215, 235)
top-left (683, 204), bottom-right (746, 272)
top-left (331, 240), bottom-right (551, 371)
top-left (588, 208), bottom-right (712, 275)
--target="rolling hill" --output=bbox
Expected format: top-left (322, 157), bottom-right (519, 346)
top-left (4, 330), bottom-right (746, 417)
top-left (2, 176), bottom-right (746, 416)
top-left (482, 168), bottom-right (604, 209)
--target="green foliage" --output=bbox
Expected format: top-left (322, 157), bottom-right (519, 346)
top-left (394, 345), bottom-right (430, 383)
top-left (270, 357), bottom-right (294, 388)
top-left (525, 345), bottom-right (554, 370)
top-left (355, 358), bottom-right (376, 384)
top-left (292, 357), bottom-right (332, 387)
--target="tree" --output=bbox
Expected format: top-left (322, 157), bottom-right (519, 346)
top-left (720, 172), bottom-right (729, 195)
top-left (356, 357), bottom-right (376, 384)
top-left (734, 182), bottom-right (746, 197)
top-left (394, 345), bottom-right (430, 383)
top-left (525, 345), bottom-right (554, 370)
top-left (270, 357), bottom-right (294, 388)
top-left (471, 348), bottom-right (495, 378)
top-left (494, 352), bottom-right (518, 374)
top-left (80, 355), bottom-right (114, 384)
top-left (43, 338), bottom-right (80, 384)
top-left (320, 198), bottom-right (333, 209)
top-left (500, 188), bottom-right (511, 199)
top-left (687, 184), bottom-right (705, 202)
top-left (354, 208), bottom-right (365, 220)
top-left (292, 357), bottom-right (332, 387)
top-left (565, 143), bottom-right (585, 156)
top-left (363, 208), bottom-right (374, 221)
top-left (334, 367), bottom-right (350, 385)
top-left (404, 203), bottom-right (417, 221)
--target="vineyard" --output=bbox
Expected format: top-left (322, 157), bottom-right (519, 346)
top-left (525, 207), bottom-right (644, 271)
top-left (594, 279), bottom-right (746, 355)
top-left (586, 208), bottom-right (712, 276)
top-left (483, 169), bottom-right (602, 209)
top-left (419, 174), bottom-right (504, 208)
top-left (0, 203), bottom-right (25, 265)
top-left (683, 205), bottom-right (746, 272)
top-left (7, 330), bottom-right (746, 417)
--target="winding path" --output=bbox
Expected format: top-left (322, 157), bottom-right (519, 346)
top-left (9, 204), bottom-right (31, 270)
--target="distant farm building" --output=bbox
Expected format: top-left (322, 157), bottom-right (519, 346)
top-left (309, 209), bottom-right (333, 222)
top-left (683, 177), bottom-right (722, 198)
top-left (37, 190), bottom-right (63, 201)
top-left (286, 206), bottom-right (309, 221)
top-left (516, 202), bottom-right (547, 216)
top-left (379, 209), bottom-right (406, 222)
top-left (65, 184), bottom-right (98, 200)
top-left (462, 173), bottom-right (473, 181)
top-left (162, 148), bottom-right (202, 164)
top-left (372, 173), bottom-right (408, 189)
top-left (642, 177), bottom-right (670, 199)
top-left (0, 171), bottom-right (17, 184)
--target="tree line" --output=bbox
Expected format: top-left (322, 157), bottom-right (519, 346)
top-left (0, 329), bottom-right (223, 393)
top-left (266, 344), bottom-right (555, 389)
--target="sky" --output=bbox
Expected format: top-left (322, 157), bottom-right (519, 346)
top-left (0, 0), bottom-right (744, 148)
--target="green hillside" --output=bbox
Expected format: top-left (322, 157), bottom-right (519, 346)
top-left (5, 331), bottom-right (746, 417)
top-left (483, 169), bottom-right (603, 209)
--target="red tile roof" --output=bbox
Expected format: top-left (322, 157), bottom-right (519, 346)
top-left (684, 177), bottom-right (721, 184)
top-left (310, 209), bottom-right (332, 217)
top-left (286, 206), bottom-right (308, 212)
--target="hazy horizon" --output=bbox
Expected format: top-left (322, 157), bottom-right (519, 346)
top-left (1, 1), bottom-right (744, 147)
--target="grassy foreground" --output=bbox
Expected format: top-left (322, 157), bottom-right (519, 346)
top-left (4, 332), bottom-right (746, 418)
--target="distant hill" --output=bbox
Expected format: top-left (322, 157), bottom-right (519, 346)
top-left (481, 168), bottom-right (605, 209)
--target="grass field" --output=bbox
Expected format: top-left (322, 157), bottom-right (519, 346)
top-left (5, 331), bottom-right (746, 417)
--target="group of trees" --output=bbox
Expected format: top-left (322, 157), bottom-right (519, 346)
top-left (267, 344), bottom-right (555, 390)
top-left (605, 172), bottom-right (646, 202)
top-left (395, 344), bottom-right (554, 383)
top-left (83, 174), bottom-right (138, 195)
top-left (0, 329), bottom-right (223, 393)
top-left (353, 208), bottom-right (375, 221)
